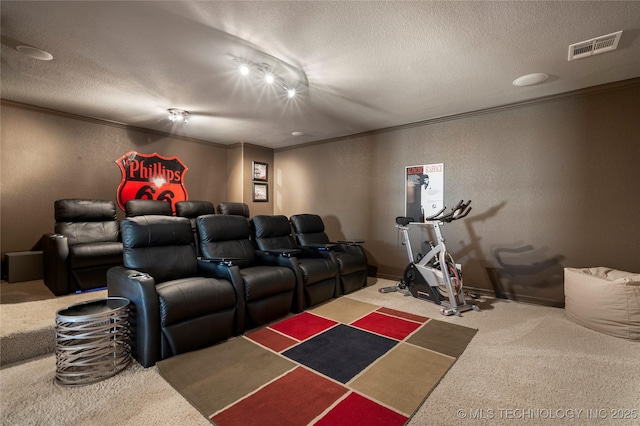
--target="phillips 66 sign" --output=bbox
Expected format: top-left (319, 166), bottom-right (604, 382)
top-left (115, 151), bottom-right (188, 214)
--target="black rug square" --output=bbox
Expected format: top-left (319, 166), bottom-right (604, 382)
top-left (282, 324), bottom-right (398, 383)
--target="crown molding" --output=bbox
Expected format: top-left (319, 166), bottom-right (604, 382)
top-left (275, 77), bottom-right (640, 152)
top-left (0, 99), bottom-right (229, 149)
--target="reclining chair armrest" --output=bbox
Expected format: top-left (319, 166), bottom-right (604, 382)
top-left (296, 246), bottom-right (321, 258)
top-left (334, 243), bottom-right (367, 258)
top-left (261, 248), bottom-right (301, 258)
top-left (335, 240), bottom-right (365, 246)
top-left (303, 243), bottom-right (336, 251)
top-left (199, 257), bottom-right (242, 267)
top-left (198, 259), bottom-right (243, 283)
top-left (106, 266), bottom-right (161, 368)
top-left (42, 233), bottom-right (70, 296)
top-left (254, 251), bottom-right (304, 313)
top-left (295, 246), bottom-right (338, 267)
top-left (197, 260), bottom-right (246, 335)
top-left (255, 250), bottom-right (299, 264)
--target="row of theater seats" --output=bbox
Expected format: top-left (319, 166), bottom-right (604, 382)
top-left (42, 199), bottom-right (246, 296)
top-left (42, 199), bottom-right (368, 367)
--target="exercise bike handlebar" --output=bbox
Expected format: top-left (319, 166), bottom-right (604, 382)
top-left (424, 206), bottom-right (447, 221)
top-left (426, 200), bottom-right (472, 223)
top-left (452, 203), bottom-right (472, 220)
top-left (396, 200), bottom-right (472, 227)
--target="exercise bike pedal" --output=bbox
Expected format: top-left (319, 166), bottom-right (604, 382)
top-left (379, 286), bottom-right (399, 293)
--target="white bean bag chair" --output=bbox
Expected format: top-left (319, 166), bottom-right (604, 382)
top-left (564, 267), bottom-right (640, 340)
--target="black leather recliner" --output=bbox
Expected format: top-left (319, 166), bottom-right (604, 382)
top-left (176, 200), bottom-right (216, 256)
top-left (42, 199), bottom-right (123, 296)
top-left (252, 215), bottom-right (338, 309)
top-left (197, 214), bottom-right (300, 329)
top-left (216, 202), bottom-right (250, 218)
top-left (290, 214), bottom-right (368, 295)
top-left (125, 199), bottom-right (173, 217)
top-left (176, 200), bottom-right (215, 221)
top-left (107, 215), bottom-right (239, 367)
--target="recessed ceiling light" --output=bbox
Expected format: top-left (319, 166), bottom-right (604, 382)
top-left (16, 45), bottom-right (53, 61)
top-left (512, 73), bottom-right (549, 87)
top-left (291, 131), bottom-right (305, 136)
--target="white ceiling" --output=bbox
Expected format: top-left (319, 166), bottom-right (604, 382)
top-left (2, 1), bottom-right (640, 150)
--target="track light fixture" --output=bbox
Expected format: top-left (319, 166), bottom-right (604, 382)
top-left (238, 63), bottom-right (250, 76)
top-left (264, 71), bottom-right (275, 84)
top-left (232, 57), bottom-right (298, 99)
top-left (167, 108), bottom-right (190, 124)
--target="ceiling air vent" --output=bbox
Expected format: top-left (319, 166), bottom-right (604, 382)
top-left (568, 31), bottom-right (623, 61)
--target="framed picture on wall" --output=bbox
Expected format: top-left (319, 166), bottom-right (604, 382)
top-left (252, 161), bottom-right (268, 181)
top-left (253, 183), bottom-right (268, 202)
top-left (405, 163), bottom-right (444, 222)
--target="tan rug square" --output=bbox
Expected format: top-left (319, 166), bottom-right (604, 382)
top-left (157, 337), bottom-right (295, 417)
top-left (310, 297), bottom-right (378, 323)
top-left (407, 319), bottom-right (478, 358)
top-left (349, 342), bottom-right (455, 416)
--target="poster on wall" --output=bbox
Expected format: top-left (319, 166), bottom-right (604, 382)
top-left (405, 163), bottom-right (444, 222)
top-left (115, 151), bottom-right (188, 214)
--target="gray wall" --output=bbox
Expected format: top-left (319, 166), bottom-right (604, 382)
top-left (275, 80), bottom-right (640, 306)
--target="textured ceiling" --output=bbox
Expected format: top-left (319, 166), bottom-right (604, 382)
top-left (2, 1), bottom-right (640, 149)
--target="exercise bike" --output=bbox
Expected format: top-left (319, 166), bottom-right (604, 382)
top-left (380, 200), bottom-right (480, 316)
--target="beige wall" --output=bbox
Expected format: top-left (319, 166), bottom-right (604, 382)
top-left (226, 144), bottom-right (243, 203)
top-left (2, 80), bottom-right (639, 306)
top-left (0, 103), bottom-right (229, 255)
top-left (243, 144), bottom-right (275, 217)
top-left (223, 143), bottom-right (274, 216)
top-left (0, 103), bottom-right (274, 258)
top-left (275, 80), bottom-right (640, 306)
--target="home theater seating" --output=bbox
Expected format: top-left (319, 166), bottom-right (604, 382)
top-left (42, 199), bottom-right (124, 296)
top-left (196, 214), bottom-right (300, 328)
top-left (290, 214), bottom-right (368, 295)
top-left (175, 200), bottom-right (216, 256)
top-left (216, 201), bottom-right (250, 217)
top-left (41, 198), bottom-right (369, 366)
top-left (107, 215), bottom-right (238, 367)
top-left (125, 199), bottom-right (173, 216)
top-left (252, 215), bottom-right (339, 309)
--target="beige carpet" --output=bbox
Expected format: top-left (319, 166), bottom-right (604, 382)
top-left (1, 278), bottom-right (639, 425)
top-left (0, 284), bottom-right (108, 366)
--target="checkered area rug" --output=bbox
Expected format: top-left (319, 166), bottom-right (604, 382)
top-left (157, 297), bottom-right (477, 426)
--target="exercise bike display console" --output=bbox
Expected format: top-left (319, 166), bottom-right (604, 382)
top-left (380, 200), bottom-right (480, 316)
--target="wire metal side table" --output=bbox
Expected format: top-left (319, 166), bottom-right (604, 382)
top-left (55, 297), bottom-right (131, 386)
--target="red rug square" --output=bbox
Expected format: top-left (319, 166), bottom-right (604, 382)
top-left (351, 311), bottom-right (422, 340)
top-left (377, 306), bottom-right (429, 323)
top-left (269, 312), bottom-right (338, 341)
top-left (316, 392), bottom-right (408, 426)
top-left (245, 327), bottom-right (298, 352)
top-left (211, 367), bottom-right (347, 426)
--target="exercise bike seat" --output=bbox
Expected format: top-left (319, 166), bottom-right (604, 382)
top-left (395, 216), bottom-right (414, 226)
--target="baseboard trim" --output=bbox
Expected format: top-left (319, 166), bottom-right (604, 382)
top-left (374, 273), bottom-right (564, 308)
